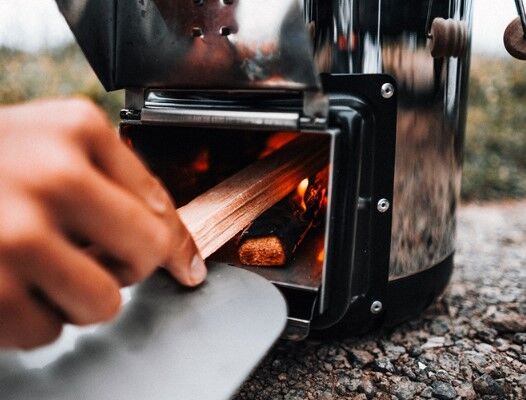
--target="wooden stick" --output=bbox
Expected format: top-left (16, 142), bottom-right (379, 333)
top-left (238, 168), bottom-right (328, 266)
top-left (177, 136), bottom-right (329, 258)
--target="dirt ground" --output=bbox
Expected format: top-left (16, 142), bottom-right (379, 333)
top-left (234, 201), bottom-right (526, 400)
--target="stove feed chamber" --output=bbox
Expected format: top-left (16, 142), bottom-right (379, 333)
top-left (58, 0), bottom-right (472, 338)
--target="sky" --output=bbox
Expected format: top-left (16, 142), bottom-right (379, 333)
top-left (0, 0), bottom-right (519, 56)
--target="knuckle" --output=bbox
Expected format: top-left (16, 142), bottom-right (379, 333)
top-left (0, 217), bottom-right (47, 257)
top-left (62, 98), bottom-right (111, 141)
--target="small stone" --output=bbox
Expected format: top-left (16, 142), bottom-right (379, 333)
top-left (350, 349), bottom-right (375, 367)
top-left (456, 383), bottom-right (477, 400)
top-left (431, 381), bottom-right (456, 400)
top-left (473, 374), bottom-right (506, 397)
top-left (351, 395), bottom-right (367, 400)
top-left (335, 375), bottom-right (351, 396)
top-left (430, 318), bottom-right (450, 335)
top-left (418, 362), bottom-right (427, 371)
top-left (360, 377), bottom-right (376, 397)
top-left (420, 387), bottom-right (433, 398)
top-left (475, 342), bottom-right (494, 354)
top-left (488, 312), bottom-right (526, 333)
top-left (393, 377), bottom-right (419, 400)
top-left (384, 344), bottom-right (406, 360)
top-left (513, 332), bottom-right (526, 344)
top-left (278, 373), bottom-right (287, 381)
top-left (373, 358), bottom-right (396, 373)
top-left (422, 336), bottom-right (445, 349)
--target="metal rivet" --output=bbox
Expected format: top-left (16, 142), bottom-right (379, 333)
top-left (219, 26), bottom-right (231, 36)
top-left (377, 198), bottom-right (390, 213)
top-left (192, 27), bottom-right (203, 37)
top-left (370, 301), bottom-right (383, 314)
top-left (381, 83), bottom-right (395, 99)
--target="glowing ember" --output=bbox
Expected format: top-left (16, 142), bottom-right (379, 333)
top-left (192, 149), bottom-right (210, 173)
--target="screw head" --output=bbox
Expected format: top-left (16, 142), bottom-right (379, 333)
top-left (370, 301), bottom-right (383, 314)
top-left (377, 198), bottom-right (390, 213)
top-left (381, 83), bottom-right (395, 99)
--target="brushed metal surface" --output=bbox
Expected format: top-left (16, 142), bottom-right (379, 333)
top-left (0, 266), bottom-right (287, 400)
top-left (56, 0), bottom-right (320, 92)
top-left (305, 0), bottom-right (473, 279)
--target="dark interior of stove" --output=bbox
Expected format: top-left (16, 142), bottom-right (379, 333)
top-left (120, 124), bottom-right (331, 295)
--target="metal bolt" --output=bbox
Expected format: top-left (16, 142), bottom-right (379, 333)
top-left (192, 27), bottom-right (203, 38)
top-left (381, 83), bottom-right (395, 99)
top-left (370, 301), bottom-right (383, 314)
top-left (219, 26), bottom-right (231, 36)
top-left (377, 198), bottom-right (390, 213)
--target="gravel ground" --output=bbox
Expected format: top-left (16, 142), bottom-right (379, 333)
top-left (235, 201), bottom-right (526, 400)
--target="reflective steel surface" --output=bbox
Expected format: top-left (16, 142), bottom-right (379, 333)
top-left (306, 0), bottom-right (473, 279)
top-left (0, 267), bottom-right (287, 400)
top-left (57, 0), bottom-right (320, 91)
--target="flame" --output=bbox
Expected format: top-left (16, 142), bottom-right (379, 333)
top-left (192, 149), bottom-right (210, 173)
top-left (296, 178), bottom-right (309, 212)
top-left (317, 249), bottom-right (325, 263)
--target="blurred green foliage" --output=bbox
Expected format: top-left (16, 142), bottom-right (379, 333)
top-left (0, 44), bottom-right (123, 124)
top-left (0, 45), bottom-right (525, 201)
top-left (464, 56), bottom-right (526, 201)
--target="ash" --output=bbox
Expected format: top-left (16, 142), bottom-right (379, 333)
top-left (235, 202), bottom-right (526, 400)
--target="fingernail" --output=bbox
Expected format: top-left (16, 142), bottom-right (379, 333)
top-left (146, 183), bottom-right (169, 215)
top-left (190, 254), bottom-right (207, 284)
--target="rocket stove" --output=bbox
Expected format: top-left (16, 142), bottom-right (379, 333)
top-left (59, 0), bottom-right (472, 340)
top-left (0, 1), bottom-right (475, 399)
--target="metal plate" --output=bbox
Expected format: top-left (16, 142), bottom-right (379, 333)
top-left (56, 0), bottom-right (320, 92)
top-left (0, 266), bottom-right (287, 400)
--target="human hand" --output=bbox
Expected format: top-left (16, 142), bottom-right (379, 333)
top-left (0, 98), bottom-right (207, 349)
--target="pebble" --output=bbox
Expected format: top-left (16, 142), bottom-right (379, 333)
top-left (430, 318), bottom-right (450, 336)
top-left (472, 374), bottom-right (506, 397)
top-left (513, 332), bottom-right (526, 344)
top-left (373, 358), bottom-right (396, 373)
top-left (421, 337), bottom-right (445, 349)
top-left (430, 381), bottom-right (456, 400)
top-left (350, 349), bottom-right (375, 367)
top-left (488, 312), bottom-right (526, 333)
top-left (392, 377), bottom-right (418, 400)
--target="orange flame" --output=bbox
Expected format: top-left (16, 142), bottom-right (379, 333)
top-left (296, 178), bottom-right (309, 212)
top-left (317, 249), bottom-right (325, 264)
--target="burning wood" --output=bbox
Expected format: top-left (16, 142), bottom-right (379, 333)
top-left (177, 136), bottom-right (329, 259)
top-left (238, 167), bottom-right (329, 266)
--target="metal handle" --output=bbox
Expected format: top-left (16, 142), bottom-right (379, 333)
top-left (515, 0), bottom-right (526, 38)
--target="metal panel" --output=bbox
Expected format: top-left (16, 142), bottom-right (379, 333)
top-left (306, 0), bottom-right (473, 280)
top-left (0, 266), bottom-right (287, 400)
top-left (55, 0), bottom-right (116, 90)
top-left (56, 0), bottom-right (320, 91)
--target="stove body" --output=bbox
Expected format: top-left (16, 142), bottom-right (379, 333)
top-left (58, 0), bottom-right (473, 339)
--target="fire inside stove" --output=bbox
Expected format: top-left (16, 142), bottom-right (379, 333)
top-left (121, 125), bottom-right (330, 292)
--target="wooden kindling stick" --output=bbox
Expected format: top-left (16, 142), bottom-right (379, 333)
top-left (177, 135), bottom-right (330, 258)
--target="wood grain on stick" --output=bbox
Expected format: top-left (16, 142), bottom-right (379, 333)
top-left (177, 136), bottom-right (329, 258)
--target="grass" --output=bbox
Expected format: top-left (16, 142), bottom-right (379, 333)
top-left (0, 45), bottom-right (525, 201)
